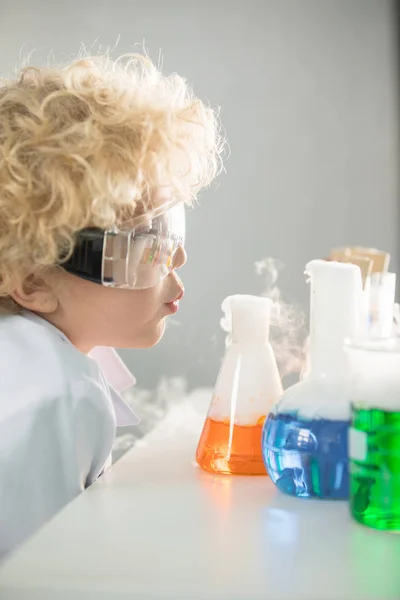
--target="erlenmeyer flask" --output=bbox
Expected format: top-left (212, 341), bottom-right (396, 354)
top-left (196, 295), bottom-right (283, 475)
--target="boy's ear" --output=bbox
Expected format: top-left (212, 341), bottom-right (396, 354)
top-left (10, 275), bottom-right (58, 314)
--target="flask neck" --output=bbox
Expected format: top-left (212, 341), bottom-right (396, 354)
top-left (306, 260), bottom-right (362, 381)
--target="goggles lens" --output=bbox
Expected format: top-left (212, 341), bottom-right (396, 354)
top-left (63, 202), bottom-right (185, 290)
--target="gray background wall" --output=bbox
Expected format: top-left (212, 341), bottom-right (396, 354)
top-left (0, 0), bottom-right (398, 391)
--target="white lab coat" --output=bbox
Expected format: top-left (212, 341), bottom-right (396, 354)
top-left (0, 310), bottom-right (139, 560)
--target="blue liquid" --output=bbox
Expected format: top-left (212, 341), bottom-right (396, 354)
top-left (262, 412), bottom-right (349, 499)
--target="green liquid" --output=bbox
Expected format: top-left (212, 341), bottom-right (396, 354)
top-left (350, 405), bottom-right (400, 531)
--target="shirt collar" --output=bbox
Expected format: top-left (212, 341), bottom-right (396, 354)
top-left (88, 346), bottom-right (139, 427)
top-left (107, 386), bottom-right (140, 427)
top-left (21, 311), bottom-right (140, 427)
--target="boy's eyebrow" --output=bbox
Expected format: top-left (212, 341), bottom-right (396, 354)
top-left (116, 201), bottom-right (154, 229)
top-left (116, 188), bottom-right (170, 223)
top-left (116, 193), bottom-right (180, 230)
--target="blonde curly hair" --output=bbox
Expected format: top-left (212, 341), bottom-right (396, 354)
top-left (0, 52), bottom-right (224, 312)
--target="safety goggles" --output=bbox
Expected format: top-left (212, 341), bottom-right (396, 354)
top-left (62, 201), bottom-right (185, 289)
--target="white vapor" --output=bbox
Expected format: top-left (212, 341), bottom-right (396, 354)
top-left (255, 258), bottom-right (307, 383)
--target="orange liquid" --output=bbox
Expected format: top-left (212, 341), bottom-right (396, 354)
top-left (196, 416), bottom-right (267, 475)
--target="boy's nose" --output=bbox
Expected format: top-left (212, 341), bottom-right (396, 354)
top-left (172, 245), bottom-right (187, 270)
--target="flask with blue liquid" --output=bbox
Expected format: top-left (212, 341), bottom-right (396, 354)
top-left (262, 259), bottom-right (363, 499)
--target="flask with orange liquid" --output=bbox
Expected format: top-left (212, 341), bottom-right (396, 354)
top-left (196, 295), bottom-right (283, 475)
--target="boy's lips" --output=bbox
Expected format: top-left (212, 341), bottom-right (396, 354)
top-left (164, 289), bottom-right (184, 314)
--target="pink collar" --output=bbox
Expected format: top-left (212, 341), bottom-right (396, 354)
top-left (88, 346), bottom-right (139, 426)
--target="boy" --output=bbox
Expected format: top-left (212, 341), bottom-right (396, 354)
top-left (0, 52), bottom-right (223, 558)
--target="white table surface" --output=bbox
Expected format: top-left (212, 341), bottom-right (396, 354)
top-left (0, 389), bottom-right (400, 600)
